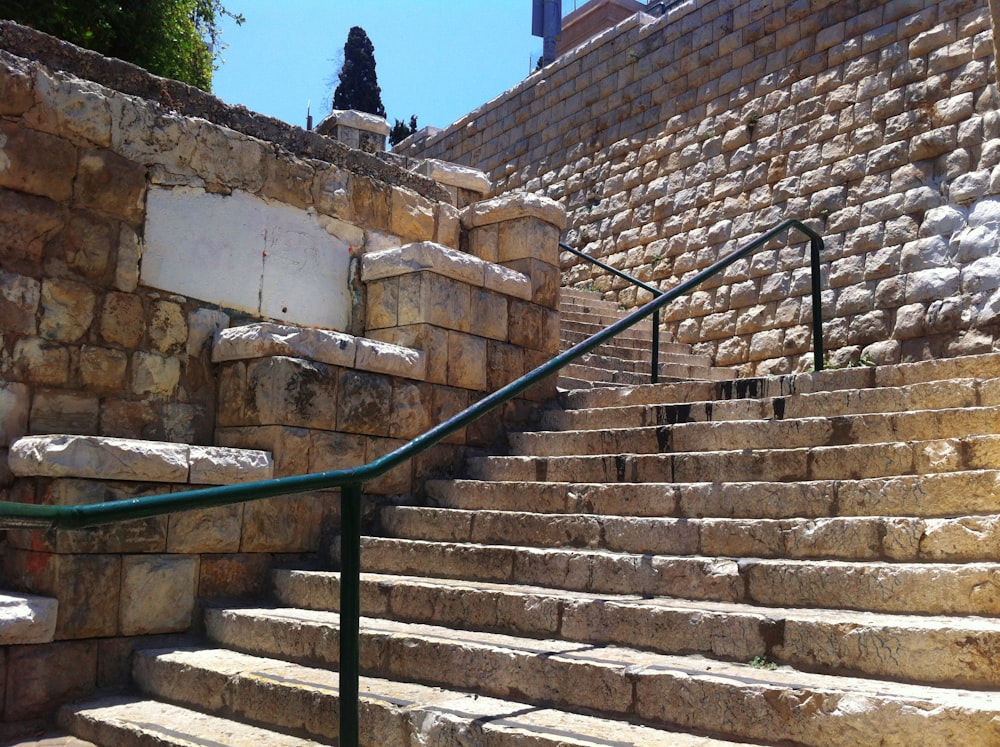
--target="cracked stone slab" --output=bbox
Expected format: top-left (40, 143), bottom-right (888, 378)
top-left (0, 591), bottom-right (58, 645)
top-left (8, 435), bottom-right (272, 485)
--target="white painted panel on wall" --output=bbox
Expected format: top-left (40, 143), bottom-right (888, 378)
top-left (142, 187), bottom-right (352, 331)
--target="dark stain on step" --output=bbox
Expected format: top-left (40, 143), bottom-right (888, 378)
top-left (772, 397), bottom-right (785, 420)
top-left (657, 404), bottom-right (692, 425)
top-left (656, 425), bottom-right (672, 452)
top-left (535, 459), bottom-right (548, 482)
top-left (828, 416), bottom-right (853, 445)
top-left (615, 454), bottom-right (628, 481)
top-left (721, 378), bottom-right (763, 400)
top-left (760, 616), bottom-right (786, 657)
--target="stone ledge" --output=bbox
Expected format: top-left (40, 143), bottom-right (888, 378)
top-left (461, 193), bottom-right (567, 231)
top-left (362, 242), bottom-right (533, 300)
top-left (213, 322), bottom-right (428, 380)
top-left (7, 435), bottom-right (272, 484)
top-left (317, 109), bottom-right (390, 136)
top-left (414, 159), bottom-right (491, 194)
top-left (0, 591), bottom-right (58, 645)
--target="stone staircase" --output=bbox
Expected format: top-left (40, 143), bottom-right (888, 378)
top-left (558, 287), bottom-right (735, 388)
top-left (51, 351), bottom-right (1000, 745)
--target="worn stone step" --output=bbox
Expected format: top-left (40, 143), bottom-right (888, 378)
top-left (512, 405), bottom-right (1000, 457)
top-left (561, 308), bottom-right (655, 331)
top-left (424, 471), bottom-right (1000, 519)
top-left (574, 350), bottom-right (715, 374)
top-left (204, 607), bottom-right (1000, 747)
top-left (354, 537), bottom-right (1000, 616)
top-left (377, 507), bottom-right (1000, 563)
top-left (540, 377), bottom-right (992, 430)
top-left (466, 434), bottom-right (1000, 484)
top-left (559, 319), bottom-right (657, 342)
top-left (274, 569), bottom-right (1000, 688)
top-left (59, 695), bottom-right (319, 746)
top-left (130, 646), bottom-right (741, 747)
top-left (558, 352), bottom-right (1000, 411)
top-left (563, 362), bottom-right (730, 387)
top-left (561, 328), bottom-right (687, 353)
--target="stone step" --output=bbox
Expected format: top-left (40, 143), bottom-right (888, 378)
top-left (59, 694), bottom-right (320, 746)
top-left (560, 307), bottom-right (655, 331)
top-left (274, 569), bottom-right (1000, 688)
top-left (574, 349), bottom-right (715, 372)
top-left (560, 318), bottom-right (656, 342)
top-left (540, 377), bottom-right (991, 430)
top-left (203, 607), bottom-right (1000, 746)
top-left (425, 471), bottom-right (1000, 519)
top-left (562, 361), bottom-right (731, 386)
top-left (377, 506), bottom-right (1000, 563)
top-left (511, 404), bottom-right (1000, 457)
top-left (560, 327), bottom-right (688, 353)
top-left (557, 351), bottom-right (1000, 411)
top-left (0, 591), bottom-right (58, 645)
top-left (354, 537), bottom-right (1000, 616)
top-left (466, 434), bottom-right (1000, 484)
top-left (128, 646), bottom-right (743, 746)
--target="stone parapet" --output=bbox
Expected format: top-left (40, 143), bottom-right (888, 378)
top-left (316, 109), bottom-right (389, 153)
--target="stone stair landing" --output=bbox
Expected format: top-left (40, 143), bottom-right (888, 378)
top-left (559, 287), bottom-right (735, 388)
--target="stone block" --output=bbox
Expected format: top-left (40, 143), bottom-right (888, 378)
top-left (74, 150), bottom-right (145, 225)
top-left (498, 217), bottom-right (561, 265)
top-left (245, 356), bottom-right (338, 430)
top-left (212, 322), bottom-right (357, 367)
top-left (355, 337), bottom-right (426, 380)
top-left (461, 192), bottom-right (567, 232)
top-left (470, 287), bottom-right (509, 341)
top-left (0, 120), bottom-right (77, 201)
top-left (397, 271), bottom-right (472, 332)
top-left (415, 159), bottom-right (491, 194)
top-left (388, 380), bottom-right (434, 441)
top-left (29, 390), bottom-right (99, 435)
top-left (0, 592), bottom-right (57, 645)
top-left (468, 224), bottom-right (499, 263)
top-left (79, 345), bottom-right (129, 392)
top-left (434, 202), bottom-right (461, 248)
top-left (509, 299), bottom-right (560, 354)
top-left (349, 173), bottom-right (390, 230)
top-left (363, 242), bottom-right (486, 287)
top-left (198, 553), bottom-right (271, 598)
top-left (262, 153), bottom-right (315, 208)
top-left (100, 292), bottom-right (145, 348)
top-left (389, 186), bottom-right (436, 241)
top-left (0, 186), bottom-right (65, 266)
top-left (312, 164), bottom-right (350, 218)
top-left (12, 337), bottom-right (70, 386)
top-left (39, 278), bottom-right (96, 343)
top-left (98, 400), bottom-right (158, 439)
top-left (368, 324), bottom-right (449, 385)
top-left (484, 262), bottom-right (533, 300)
top-left (215, 425), bottom-right (311, 478)
top-left (447, 331), bottom-right (488, 390)
top-left (310, 431), bottom-right (367, 472)
top-left (240, 493), bottom-right (325, 552)
top-left (119, 555), bottom-right (197, 635)
top-left (487, 340), bottom-right (526, 391)
top-left (0, 381), bottom-right (29, 447)
top-left (0, 56), bottom-right (34, 116)
top-left (167, 504), bottom-right (243, 553)
top-left (502, 257), bottom-right (560, 307)
top-left (336, 368), bottom-right (393, 436)
top-left (8, 435), bottom-right (188, 482)
top-left (0, 270), bottom-right (40, 335)
top-left (148, 300), bottom-right (187, 355)
top-left (5, 550), bottom-right (120, 639)
top-left (188, 445), bottom-right (272, 485)
top-left (432, 385), bottom-right (470, 446)
top-left (5, 641), bottom-right (98, 721)
top-left (366, 277), bottom-right (398, 330)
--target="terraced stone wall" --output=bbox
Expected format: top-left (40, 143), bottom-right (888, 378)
top-left (400, 0), bottom-right (1000, 374)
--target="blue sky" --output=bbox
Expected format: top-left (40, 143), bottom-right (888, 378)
top-left (212, 1), bottom-right (551, 131)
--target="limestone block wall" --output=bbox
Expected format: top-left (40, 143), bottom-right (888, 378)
top-left (401, 0), bottom-right (1000, 374)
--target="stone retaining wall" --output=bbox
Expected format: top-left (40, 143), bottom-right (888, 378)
top-left (401, 0), bottom-right (1000, 373)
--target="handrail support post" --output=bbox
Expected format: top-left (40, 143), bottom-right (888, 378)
top-left (651, 309), bottom-right (660, 384)
top-left (340, 482), bottom-right (362, 747)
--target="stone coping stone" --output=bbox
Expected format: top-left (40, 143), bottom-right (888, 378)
top-left (7, 435), bottom-right (273, 484)
top-left (461, 192), bottom-right (567, 230)
top-left (414, 159), bottom-right (491, 194)
top-left (316, 109), bottom-right (391, 136)
top-left (213, 322), bottom-right (427, 380)
top-left (0, 591), bottom-right (58, 645)
top-left (362, 241), bottom-right (533, 300)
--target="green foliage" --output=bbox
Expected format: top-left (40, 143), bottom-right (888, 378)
top-left (389, 114), bottom-right (418, 146)
top-left (0, 0), bottom-right (243, 90)
top-left (748, 655), bottom-right (778, 670)
top-left (332, 26), bottom-right (385, 117)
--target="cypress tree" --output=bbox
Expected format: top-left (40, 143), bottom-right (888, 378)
top-left (332, 26), bottom-right (385, 117)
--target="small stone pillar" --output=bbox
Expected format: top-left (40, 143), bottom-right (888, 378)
top-left (316, 109), bottom-right (390, 152)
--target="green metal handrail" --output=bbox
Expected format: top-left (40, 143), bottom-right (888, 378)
top-left (560, 241), bottom-right (666, 383)
top-left (0, 217), bottom-right (824, 747)
top-left (560, 217), bottom-right (825, 382)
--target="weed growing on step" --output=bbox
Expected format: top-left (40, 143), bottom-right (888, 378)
top-left (748, 655), bottom-right (778, 670)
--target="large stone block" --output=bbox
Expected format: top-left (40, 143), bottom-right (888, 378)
top-left (390, 186), bottom-right (436, 241)
top-left (508, 299), bottom-right (560, 354)
top-left (0, 270), bottom-right (40, 335)
top-left (166, 503), bottom-right (243, 553)
top-left (119, 555), bottom-right (197, 635)
top-left (397, 271), bottom-right (473, 332)
top-left (336, 369), bottom-right (392, 436)
top-left (74, 150), bottom-right (146, 225)
top-left (5, 640), bottom-right (98, 721)
top-left (245, 356), bottom-right (338, 430)
top-left (29, 390), bottom-right (99, 435)
top-left (100, 291), bottom-right (145, 348)
top-left (79, 345), bottom-right (128, 392)
top-left (198, 553), bottom-right (271, 598)
top-left (12, 337), bottom-right (70, 386)
top-left (369, 324), bottom-right (449, 385)
top-left (0, 189), bottom-right (64, 264)
top-left (0, 592), bottom-right (57, 645)
top-left (4, 550), bottom-right (120, 639)
top-left (215, 425), bottom-right (311, 478)
top-left (470, 287), bottom-right (510, 341)
top-left (39, 278), bottom-right (96, 343)
top-left (0, 381), bottom-right (29, 447)
top-left (498, 217), bottom-right (561, 266)
top-left (240, 493), bottom-right (326, 552)
top-left (447, 331), bottom-right (488, 390)
top-left (0, 120), bottom-right (77, 201)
